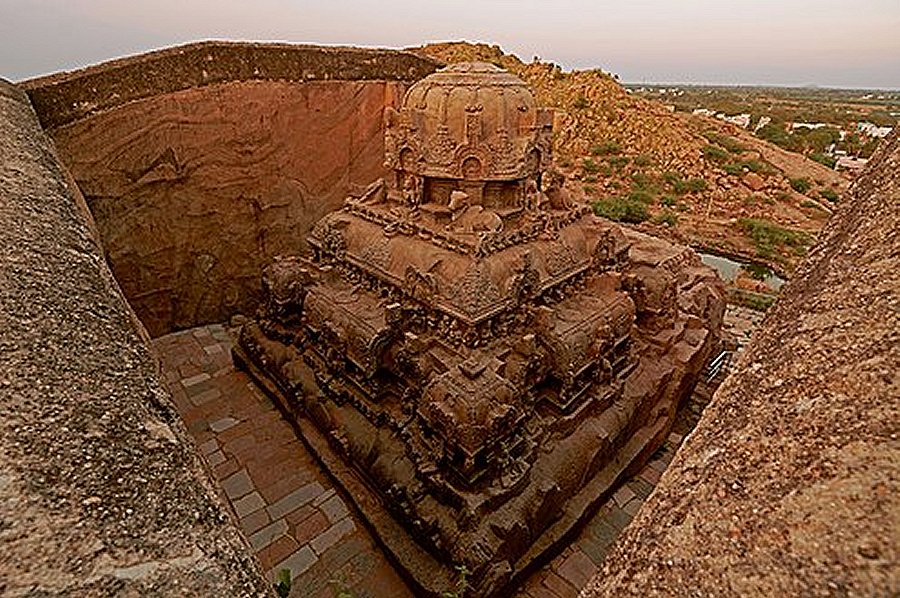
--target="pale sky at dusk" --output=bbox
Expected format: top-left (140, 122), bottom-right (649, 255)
top-left (2, 0), bottom-right (898, 88)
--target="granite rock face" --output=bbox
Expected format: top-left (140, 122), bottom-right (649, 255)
top-left (24, 43), bottom-right (440, 336)
top-left (0, 78), bottom-right (270, 597)
top-left (582, 131), bottom-right (900, 596)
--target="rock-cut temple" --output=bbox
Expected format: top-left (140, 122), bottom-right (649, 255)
top-left (234, 62), bottom-right (726, 596)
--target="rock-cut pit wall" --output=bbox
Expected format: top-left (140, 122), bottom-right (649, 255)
top-left (22, 42), bottom-right (440, 336)
top-left (582, 131), bottom-right (900, 596)
top-left (0, 78), bottom-right (270, 596)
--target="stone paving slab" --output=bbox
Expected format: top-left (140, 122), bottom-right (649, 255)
top-left (152, 306), bottom-right (757, 597)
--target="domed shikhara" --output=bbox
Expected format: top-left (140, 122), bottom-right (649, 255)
top-left (235, 61), bottom-right (726, 597)
top-left (385, 62), bottom-right (553, 189)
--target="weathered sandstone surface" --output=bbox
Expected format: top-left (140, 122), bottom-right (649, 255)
top-left (23, 43), bottom-right (439, 336)
top-left (0, 78), bottom-right (269, 597)
top-left (582, 131), bottom-right (899, 596)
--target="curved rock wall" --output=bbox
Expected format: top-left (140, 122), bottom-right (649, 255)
top-left (23, 43), bottom-right (440, 336)
top-left (0, 78), bottom-right (269, 596)
top-left (582, 132), bottom-right (899, 596)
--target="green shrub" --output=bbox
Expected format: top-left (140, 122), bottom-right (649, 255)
top-left (631, 172), bottom-right (659, 193)
top-left (663, 171), bottom-right (682, 184)
top-left (704, 132), bottom-right (747, 154)
top-left (810, 152), bottom-right (837, 169)
top-left (607, 155), bottom-right (630, 168)
top-left (591, 141), bottom-right (621, 156)
top-left (633, 154), bottom-right (654, 167)
top-left (660, 195), bottom-right (676, 207)
top-left (722, 163), bottom-right (744, 176)
top-left (583, 184), bottom-right (597, 195)
top-left (582, 158), bottom-right (600, 175)
top-left (583, 174), bottom-right (598, 184)
top-left (702, 144), bottom-right (729, 162)
top-left (593, 197), bottom-right (650, 223)
top-left (789, 177), bottom-right (812, 193)
top-left (819, 188), bottom-right (839, 203)
top-left (653, 210), bottom-right (678, 227)
top-left (686, 178), bottom-right (708, 192)
top-left (628, 189), bottom-right (656, 204)
top-left (573, 95), bottom-right (590, 109)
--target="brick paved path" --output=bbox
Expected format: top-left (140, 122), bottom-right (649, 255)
top-left (152, 307), bottom-right (759, 597)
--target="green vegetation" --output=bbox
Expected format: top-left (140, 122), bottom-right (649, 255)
top-left (583, 184), bottom-right (597, 195)
top-left (685, 177), bottom-right (708, 192)
top-left (789, 177), bottom-right (812, 193)
top-left (607, 155), bottom-right (630, 168)
top-left (582, 158), bottom-right (600, 175)
top-left (593, 197), bottom-right (650, 223)
top-left (653, 210), bottom-right (678, 227)
top-left (660, 195), bottom-right (676, 207)
top-left (819, 188), bottom-right (839, 203)
top-left (704, 132), bottom-right (747, 154)
top-left (573, 94), bottom-right (590, 109)
top-left (738, 218), bottom-right (812, 258)
top-left (728, 288), bottom-right (776, 311)
top-left (275, 569), bottom-right (292, 598)
top-left (590, 140), bottom-right (621, 156)
top-left (810, 152), bottom-right (836, 169)
top-left (633, 154), bottom-right (654, 167)
top-left (702, 144), bottom-right (729, 163)
top-left (663, 171), bottom-right (708, 194)
top-left (583, 174), bottom-right (598, 183)
top-left (442, 565), bottom-right (471, 598)
top-left (722, 163), bottom-right (743, 176)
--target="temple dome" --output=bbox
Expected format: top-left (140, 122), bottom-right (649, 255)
top-left (385, 62), bottom-right (553, 181)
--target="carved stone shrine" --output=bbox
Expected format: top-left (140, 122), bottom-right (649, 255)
top-left (233, 62), bottom-right (726, 596)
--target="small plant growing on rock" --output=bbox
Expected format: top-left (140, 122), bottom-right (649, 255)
top-left (789, 177), bottom-right (811, 194)
top-left (591, 140), bottom-right (621, 156)
top-left (274, 569), bottom-right (292, 598)
top-left (442, 565), bottom-right (471, 598)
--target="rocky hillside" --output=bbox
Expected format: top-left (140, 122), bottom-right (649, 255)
top-left (412, 42), bottom-right (850, 275)
top-left (582, 129), bottom-right (899, 598)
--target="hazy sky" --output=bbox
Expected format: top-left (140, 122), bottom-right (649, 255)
top-left (2, 0), bottom-right (899, 88)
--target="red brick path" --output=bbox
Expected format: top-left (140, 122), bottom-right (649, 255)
top-left (153, 308), bottom-right (758, 597)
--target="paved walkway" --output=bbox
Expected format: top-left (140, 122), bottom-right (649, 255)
top-left (152, 306), bottom-right (760, 597)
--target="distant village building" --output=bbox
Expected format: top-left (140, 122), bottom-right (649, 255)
top-left (790, 122), bottom-right (828, 130)
top-left (692, 108), bottom-right (716, 117)
top-left (857, 122), bottom-right (893, 138)
top-left (836, 156), bottom-right (868, 171)
top-left (753, 116), bottom-right (772, 133)
top-left (719, 113), bottom-right (751, 128)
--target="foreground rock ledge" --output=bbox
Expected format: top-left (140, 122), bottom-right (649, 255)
top-left (0, 79), bottom-right (269, 596)
top-left (583, 132), bottom-right (900, 596)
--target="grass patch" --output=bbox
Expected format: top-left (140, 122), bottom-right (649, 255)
top-left (607, 155), bottom-right (630, 169)
top-left (660, 195), bottom-right (676, 207)
top-left (633, 154), bottom-right (654, 167)
top-left (583, 174), bottom-right (598, 184)
top-left (819, 188), bottom-right (839, 203)
top-left (738, 218), bottom-right (812, 258)
top-left (653, 210), bottom-right (678, 227)
top-left (573, 95), bottom-right (590, 109)
top-left (582, 158), bottom-right (601, 175)
top-left (704, 131), bottom-right (747, 154)
top-left (590, 141), bottom-right (621, 156)
top-left (728, 288), bottom-right (776, 311)
top-left (593, 197), bottom-right (650, 223)
top-left (703, 144), bottom-right (729, 163)
top-left (789, 177), bottom-right (812, 194)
